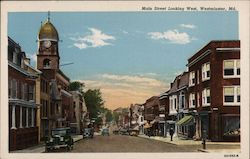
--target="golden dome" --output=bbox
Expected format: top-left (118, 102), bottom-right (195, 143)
top-left (38, 20), bottom-right (59, 41)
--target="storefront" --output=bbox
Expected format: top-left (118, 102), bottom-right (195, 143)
top-left (221, 114), bottom-right (240, 142)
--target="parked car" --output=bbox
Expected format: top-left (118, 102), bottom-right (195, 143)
top-left (101, 128), bottom-right (110, 136)
top-left (45, 127), bottom-right (73, 152)
top-left (113, 129), bottom-right (119, 135)
top-left (83, 128), bottom-right (94, 138)
top-left (119, 128), bottom-right (129, 135)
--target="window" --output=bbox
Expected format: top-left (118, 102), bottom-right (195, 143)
top-left (189, 93), bottom-right (195, 108)
top-left (202, 88), bottom-right (210, 106)
top-left (12, 79), bottom-right (17, 99)
top-left (224, 60), bottom-right (240, 77)
top-left (43, 59), bottom-right (51, 68)
top-left (28, 85), bottom-right (35, 101)
top-left (179, 92), bottom-right (185, 109)
top-left (223, 116), bottom-right (240, 136)
top-left (8, 79), bottom-right (12, 98)
top-left (24, 83), bottom-right (28, 100)
top-left (189, 71), bottom-right (195, 86)
top-left (224, 86), bottom-right (240, 105)
top-left (169, 95), bottom-right (177, 111)
top-left (202, 63), bottom-right (210, 81)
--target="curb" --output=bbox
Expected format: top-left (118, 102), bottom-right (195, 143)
top-left (137, 135), bottom-right (178, 145)
top-left (197, 149), bottom-right (209, 153)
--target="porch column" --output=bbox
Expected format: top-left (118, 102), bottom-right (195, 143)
top-left (20, 106), bottom-right (23, 128)
top-left (31, 108), bottom-right (34, 127)
top-left (26, 108), bottom-right (29, 128)
top-left (11, 105), bottom-right (16, 129)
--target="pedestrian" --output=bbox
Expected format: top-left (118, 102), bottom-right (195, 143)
top-left (170, 127), bottom-right (174, 141)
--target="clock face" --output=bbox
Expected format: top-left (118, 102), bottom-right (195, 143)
top-left (43, 40), bottom-right (51, 48)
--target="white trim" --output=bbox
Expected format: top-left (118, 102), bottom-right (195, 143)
top-left (223, 59), bottom-right (240, 78)
top-left (189, 93), bottom-right (196, 108)
top-left (20, 106), bottom-right (23, 128)
top-left (189, 71), bottom-right (195, 86)
top-left (223, 86), bottom-right (240, 106)
top-left (202, 62), bottom-right (210, 81)
top-left (11, 105), bottom-right (16, 129)
top-left (202, 88), bottom-right (211, 107)
top-left (187, 50), bottom-right (211, 67)
top-left (216, 48), bottom-right (240, 51)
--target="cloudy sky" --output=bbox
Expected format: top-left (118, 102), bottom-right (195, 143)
top-left (8, 12), bottom-right (238, 110)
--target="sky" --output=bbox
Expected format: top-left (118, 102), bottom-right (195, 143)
top-left (8, 12), bottom-right (238, 110)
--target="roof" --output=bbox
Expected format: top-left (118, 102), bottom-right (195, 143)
top-left (168, 72), bottom-right (188, 94)
top-left (38, 19), bottom-right (59, 41)
top-left (178, 72), bottom-right (189, 89)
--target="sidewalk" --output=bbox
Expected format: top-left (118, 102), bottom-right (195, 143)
top-left (12, 135), bottom-right (83, 153)
top-left (138, 134), bottom-right (240, 153)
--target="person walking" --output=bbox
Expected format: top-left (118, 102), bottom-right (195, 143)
top-left (170, 127), bottom-right (174, 141)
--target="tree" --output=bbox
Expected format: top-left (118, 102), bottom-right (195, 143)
top-left (105, 110), bottom-right (113, 123)
top-left (113, 112), bottom-right (119, 124)
top-left (69, 81), bottom-right (84, 94)
top-left (84, 89), bottom-right (104, 124)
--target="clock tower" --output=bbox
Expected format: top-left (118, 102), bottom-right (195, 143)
top-left (37, 14), bottom-right (60, 71)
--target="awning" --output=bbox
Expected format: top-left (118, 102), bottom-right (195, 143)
top-left (176, 115), bottom-right (194, 126)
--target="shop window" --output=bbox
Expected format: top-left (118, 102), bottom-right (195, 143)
top-left (202, 62), bottom-right (210, 81)
top-left (224, 86), bottom-right (240, 105)
top-left (223, 116), bottom-right (240, 136)
top-left (224, 60), bottom-right (240, 78)
top-left (202, 88), bottom-right (210, 106)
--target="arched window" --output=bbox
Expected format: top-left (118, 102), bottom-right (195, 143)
top-left (43, 59), bottom-right (51, 68)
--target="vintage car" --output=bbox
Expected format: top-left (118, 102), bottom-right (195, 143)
top-left (83, 128), bottom-right (94, 138)
top-left (101, 128), bottom-right (110, 136)
top-left (45, 127), bottom-right (74, 152)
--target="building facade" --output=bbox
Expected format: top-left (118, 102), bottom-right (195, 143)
top-left (187, 40), bottom-right (240, 141)
top-left (37, 16), bottom-right (73, 140)
top-left (144, 96), bottom-right (159, 136)
top-left (8, 37), bottom-right (39, 150)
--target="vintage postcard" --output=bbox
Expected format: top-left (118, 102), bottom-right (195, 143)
top-left (0, 1), bottom-right (249, 159)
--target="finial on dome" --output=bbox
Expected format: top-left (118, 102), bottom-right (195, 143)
top-left (48, 11), bottom-right (50, 21)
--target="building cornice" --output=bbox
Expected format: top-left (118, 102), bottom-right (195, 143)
top-left (9, 98), bottom-right (37, 108)
top-left (8, 61), bottom-right (38, 78)
top-left (187, 50), bottom-right (211, 67)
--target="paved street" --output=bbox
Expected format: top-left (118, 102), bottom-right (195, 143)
top-left (71, 134), bottom-right (198, 152)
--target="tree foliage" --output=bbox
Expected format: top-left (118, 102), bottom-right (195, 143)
top-left (84, 89), bottom-right (104, 121)
top-left (69, 81), bottom-right (84, 94)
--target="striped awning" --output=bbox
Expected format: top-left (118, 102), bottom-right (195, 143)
top-left (176, 115), bottom-right (194, 126)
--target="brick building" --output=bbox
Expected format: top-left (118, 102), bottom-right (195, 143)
top-left (174, 72), bottom-right (195, 139)
top-left (70, 91), bottom-right (88, 134)
top-left (37, 16), bottom-right (73, 140)
top-left (158, 91), bottom-right (170, 137)
top-left (8, 37), bottom-right (40, 150)
top-left (144, 96), bottom-right (159, 136)
top-left (187, 40), bottom-right (240, 141)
